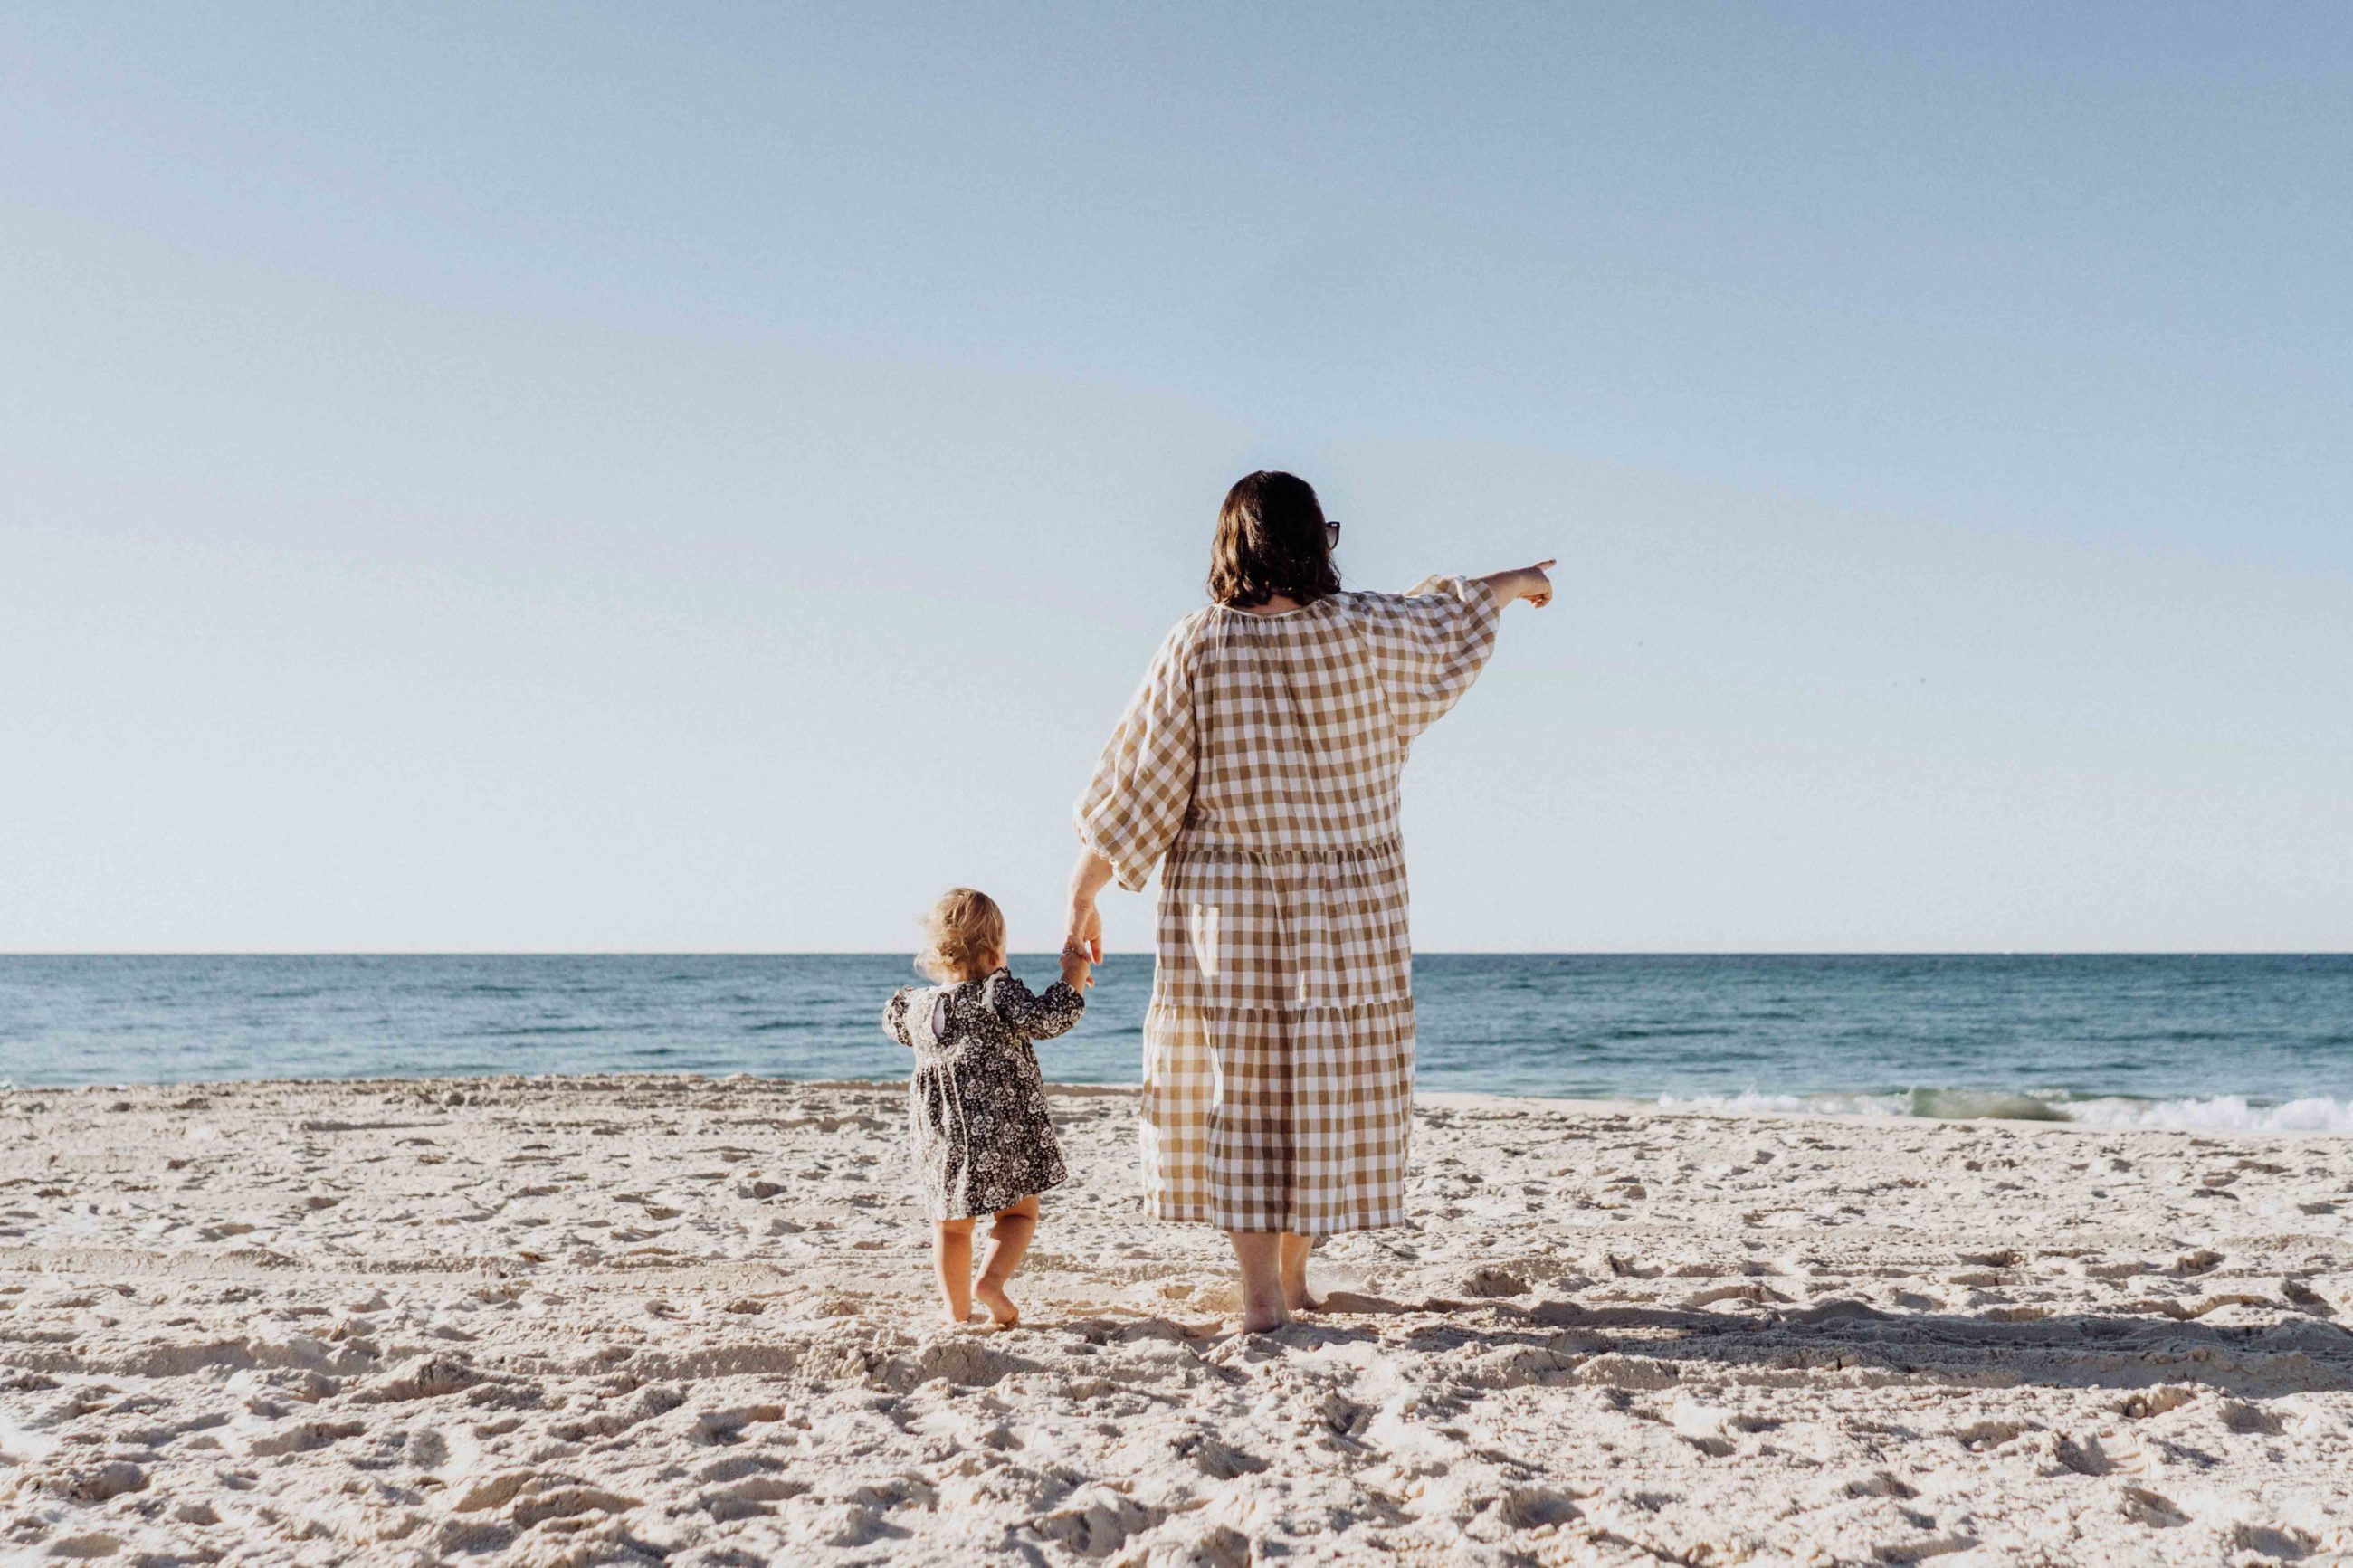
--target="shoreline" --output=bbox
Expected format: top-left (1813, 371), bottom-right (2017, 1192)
top-left (5, 1076), bottom-right (2348, 1563)
top-left (8, 1072), bottom-right (2352, 1139)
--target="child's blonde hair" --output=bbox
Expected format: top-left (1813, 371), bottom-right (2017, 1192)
top-left (916, 888), bottom-right (1006, 983)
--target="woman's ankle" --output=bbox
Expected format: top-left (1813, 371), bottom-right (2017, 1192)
top-left (1227, 1230), bottom-right (1290, 1331)
top-left (1242, 1278), bottom-right (1299, 1335)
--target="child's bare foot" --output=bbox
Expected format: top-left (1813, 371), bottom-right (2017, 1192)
top-left (975, 1280), bottom-right (1020, 1326)
top-left (973, 1196), bottom-right (1038, 1328)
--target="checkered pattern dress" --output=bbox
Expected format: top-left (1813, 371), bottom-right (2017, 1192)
top-left (1076, 577), bottom-right (1501, 1235)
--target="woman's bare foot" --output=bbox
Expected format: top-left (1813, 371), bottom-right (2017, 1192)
top-left (1230, 1230), bottom-right (1291, 1333)
top-left (974, 1280), bottom-right (1020, 1327)
top-left (1280, 1232), bottom-right (1324, 1312)
top-left (1241, 1269), bottom-right (1292, 1333)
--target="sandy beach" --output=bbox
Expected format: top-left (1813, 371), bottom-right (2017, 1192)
top-left (4, 1077), bottom-right (2349, 1565)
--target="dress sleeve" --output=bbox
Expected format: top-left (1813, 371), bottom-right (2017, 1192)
top-left (1348, 575), bottom-right (1502, 746)
top-left (881, 987), bottom-right (916, 1048)
top-left (1073, 618), bottom-right (1197, 891)
top-left (986, 974), bottom-right (1086, 1041)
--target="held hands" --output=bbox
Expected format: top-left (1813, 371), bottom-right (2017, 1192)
top-left (1061, 898), bottom-right (1101, 991)
top-left (1063, 896), bottom-right (1102, 966)
top-left (1058, 851), bottom-right (1114, 993)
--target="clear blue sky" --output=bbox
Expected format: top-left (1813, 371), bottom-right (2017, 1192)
top-left (4, 5), bottom-right (2348, 954)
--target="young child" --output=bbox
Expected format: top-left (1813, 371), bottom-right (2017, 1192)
top-left (882, 888), bottom-right (1090, 1326)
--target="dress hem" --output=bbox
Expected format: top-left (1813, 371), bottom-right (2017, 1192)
top-left (927, 1169), bottom-right (1069, 1224)
top-left (1142, 1197), bottom-right (1409, 1238)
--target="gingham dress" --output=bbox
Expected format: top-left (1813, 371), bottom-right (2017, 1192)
top-left (1076, 577), bottom-right (1500, 1235)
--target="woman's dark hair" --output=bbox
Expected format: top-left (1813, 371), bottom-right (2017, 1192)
top-left (1208, 470), bottom-right (1341, 609)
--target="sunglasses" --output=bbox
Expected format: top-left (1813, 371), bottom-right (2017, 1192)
top-left (1325, 519), bottom-right (1342, 545)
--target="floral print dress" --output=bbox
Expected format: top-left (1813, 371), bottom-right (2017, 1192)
top-left (882, 968), bottom-right (1083, 1221)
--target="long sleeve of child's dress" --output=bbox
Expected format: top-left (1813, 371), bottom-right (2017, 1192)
top-left (986, 974), bottom-right (1087, 1041)
top-left (881, 988), bottom-right (916, 1048)
top-left (1347, 575), bottom-right (1502, 747)
top-left (1074, 617), bottom-right (1199, 891)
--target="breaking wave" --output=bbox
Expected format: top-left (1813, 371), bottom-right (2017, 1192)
top-left (1657, 1088), bottom-right (2353, 1135)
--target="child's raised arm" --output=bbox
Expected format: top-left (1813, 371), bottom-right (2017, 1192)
top-left (986, 973), bottom-right (1085, 1041)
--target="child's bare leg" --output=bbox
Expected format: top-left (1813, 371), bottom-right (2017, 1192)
top-left (1280, 1231), bottom-right (1324, 1312)
top-left (934, 1219), bottom-right (976, 1324)
top-left (975, 1194), bottom-right (1040, 1326)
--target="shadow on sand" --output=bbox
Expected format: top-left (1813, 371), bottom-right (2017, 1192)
top-left (1155, 1291), bottom-right (2353, 1400)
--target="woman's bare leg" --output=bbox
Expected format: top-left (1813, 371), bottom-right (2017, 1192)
top-left (1280, 1231), bottom-right (1324, 1312)
top-left (975, 1194), bottom-right (1040, 1326)
top-left (1228, 1231), bottom-right (1289, 1333)
top-left (934, 1220), bottom-right (976, 1324)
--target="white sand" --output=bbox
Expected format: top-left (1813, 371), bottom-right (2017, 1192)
top-left (3, 1077), bottom-right (2350, 1565)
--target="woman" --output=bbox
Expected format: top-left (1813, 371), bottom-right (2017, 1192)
top-left (1066, 470), bottom-right (1552, 1332)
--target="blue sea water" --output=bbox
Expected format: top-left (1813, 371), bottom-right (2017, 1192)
top-left (2, 955), bottom-right (2348, 1132)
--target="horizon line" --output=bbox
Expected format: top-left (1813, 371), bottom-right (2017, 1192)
top-left (4, 950), bottom-right (2347, 960)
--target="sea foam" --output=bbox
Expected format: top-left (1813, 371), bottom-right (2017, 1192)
top-left (1659, 1088), bottom-right (2353, 1135)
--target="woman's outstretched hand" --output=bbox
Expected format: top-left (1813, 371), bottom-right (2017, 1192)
top-left (1478, 559), bottom-right (1557, 610)
top-left (1518, 559), bottom-right (1556, 607)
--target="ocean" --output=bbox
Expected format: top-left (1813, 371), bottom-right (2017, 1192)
top-left (2, 954), bottom-right (2348, 1132)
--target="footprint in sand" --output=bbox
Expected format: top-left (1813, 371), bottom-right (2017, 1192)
top-left (2049, 1432), bottom-right (2117, 1476)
